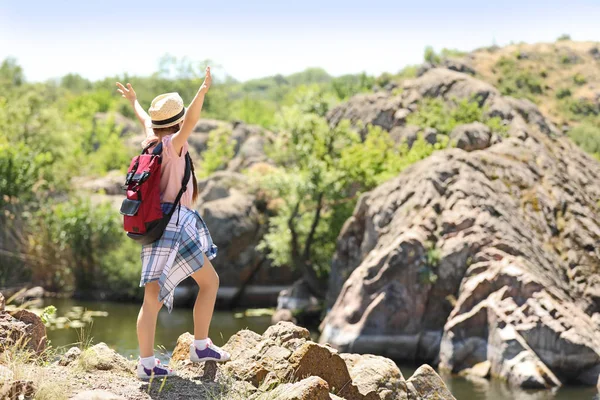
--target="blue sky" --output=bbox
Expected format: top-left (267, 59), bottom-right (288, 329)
top-left (0, 0), bottom-right (598, 82)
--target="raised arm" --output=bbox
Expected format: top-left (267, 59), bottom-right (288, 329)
top-left (172, 66), bottom-right (212, 154)
top-left (116, 82), bottom-right (153, 138)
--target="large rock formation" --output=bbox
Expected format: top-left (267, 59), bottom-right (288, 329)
top-left (321, 69), bottom-right (600, 388)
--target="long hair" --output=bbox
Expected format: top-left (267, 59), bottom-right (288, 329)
top-left (151, 125), bottom-right (199, 204)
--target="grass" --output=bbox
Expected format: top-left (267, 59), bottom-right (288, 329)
top-left (0, 331), bottom-right (69, 399)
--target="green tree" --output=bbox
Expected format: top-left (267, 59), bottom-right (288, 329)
top-left (257, 104), bottom-right (360, 296)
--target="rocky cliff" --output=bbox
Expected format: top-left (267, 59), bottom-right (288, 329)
top-left (320, 68), bottom-right (600, 389)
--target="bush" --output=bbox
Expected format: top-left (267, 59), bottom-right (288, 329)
top-left (568, 122), bottom-right (600, 157)
top-left (573, 73), bottom-right (587, 85)
top-left (495, 57), bottom-right (544, 100)
top-left (406, 97), bottom-right (507, 136)
top-left (28, 199), bottom-right (125, 293)
top-left (230, 96), bottom-right (277, 128)
top-left (556, 88), bottom-right (572, 99)
top-left (424, 46), bottom-right (441, 64)
top-left (198, 126), bottom-right (235, 177)
top-left (557, 34), bottom-right (571, 41)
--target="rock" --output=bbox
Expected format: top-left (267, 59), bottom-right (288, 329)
top-left (590, 47), bottom-right (600, 61)
top-left (198, 185), bottom-right (297, 296)
top-left (0, 292), bottom-right (4, 311)
top-left (442, 58), bottom-right (476, 75)
top-left (321, 72), bottom-right (600, 387)
top-left (450, 122), bottom-right (492, 151)
top-left (417, 62), bottom-right (435, 77)
top-left (275, 280), bottom-right (320, 323)
top-left (59, 346), bottom-right (82, 366)
top-left (326, 92), bottom-right (404, 137)
top-left (94, 112), bottom-right (140, 137)
top-left (171, 332), bottom-right (194, 363)
top-left (405, 68), bottom-right (499, 106)
top-left (0, 309), bottom-right (47, 355)
top-left (0, 313), bottom-right (28, 351)
top-left (341, 353), bottom-right (407, 400)
top-left (79, 343), bottom-right (131, 372)
top-left (272, 309), bottom-right (297, 324)
top-left (256, 376), bottom-right (330, 400)
top-left (71, 390), bottom-right (126, 400)
top-left (2, 379), bottom-right (36, 399)
top-left (227, 134), bottom-right (271, 171)
top-left (458, 360), bottom-right (491, 379)
top-left (194, 119), bottom-right (228, 134)
top-left (423, 127), bottom-right (439, 145)
top-left (504, 97), bottom-right (560, 136)
top-left (263, 321), bottom-right (311, 345)
top-left (74, 170), bottom-right (124, 196)
top-left (221, 322), bottom-right (406, 399)
top-left (389, 125), bottom-right (420, 148)
top-left (406, 365), bottom-right (456, 400)
top-left (288, 342), bottom-right (364, 400)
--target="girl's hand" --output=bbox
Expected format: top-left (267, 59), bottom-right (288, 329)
top-left (116, 82), bottom-right (137, 103)
top-left (199, 67), bottom-right (211, 94)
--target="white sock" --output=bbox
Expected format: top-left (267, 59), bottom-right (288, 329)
top-left (140, 356), bottom-right (156, 369)
top-left (194, 338), bottom-right (210, 349)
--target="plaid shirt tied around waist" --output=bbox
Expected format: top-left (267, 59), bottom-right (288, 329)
top-left (140, 203), bottom-right (217, 312)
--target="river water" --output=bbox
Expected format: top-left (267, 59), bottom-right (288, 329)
top-left (44, 298), bottom-right (599, 400)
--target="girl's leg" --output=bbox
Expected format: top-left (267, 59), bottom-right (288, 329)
top-left (137, 281), bottom-right (163, 358)
top-left (190, 253), bottom-right (219, 339)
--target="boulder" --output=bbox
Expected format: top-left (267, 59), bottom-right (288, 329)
top-left (78, 343), bottom-right (131, 373)
top-left (271, 309), bottom-right (297, 324)
top-left (458, 360), bottom-right (491, 379)
top-left (12, 309), bottom-right (47, 354)
top-left (0, 313), bottom-right (28, 351)
top-left (75, 171), bottom-right (124, 196)
top-left (442, 58), bottom-right (476, 76)
top-left (71, 390), bottom-right (126, 400)
top-left (274, 279), bottom-right (320, 324)
top-left (0, 292), bottom-right (4, 311)
top-left (197, 182), bottom-right (297, 295)
top-left (403, 69), bottom-right (499, 107)
top-left (59, 346), bottom-right (82, 366)
top-left (326, 92), bottom-right (404, 137)
top-left (255, 376), bottom-right (330, 400)
top-left (321, 71), bottom-right (600, 388)
top-left (219, 322), bottom-right (410, 400)
top-left (450, 122), bottom-right (492, 151)
top-left (341, 353), bottom-right (407, 400)
top-left (171, 332), bottom-right (194, 363)
top-left (0, 309), bottom-right (47, 355)
top-left (406, 365), bottom-right (456, 400)
top-left (389, 125), bottom-right (420, 148)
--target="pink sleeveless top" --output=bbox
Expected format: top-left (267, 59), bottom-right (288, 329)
top-left (149, 134), bottom-right (193, 208)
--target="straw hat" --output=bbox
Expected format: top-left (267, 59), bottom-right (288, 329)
top-left (148, 93), bottom-right (185, 129)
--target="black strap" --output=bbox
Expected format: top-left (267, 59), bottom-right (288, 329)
top-left (142, 141), bottom-right (163, 155)
top-left (167, 152), bottom-right (192, 224)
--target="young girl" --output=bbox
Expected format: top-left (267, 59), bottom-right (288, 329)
top-left (116, 67), bottom-right (231, 380)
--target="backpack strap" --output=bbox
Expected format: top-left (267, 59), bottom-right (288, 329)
top-left (141, 140), bottom-right (163, 155)
top-left (167, 151), bottom-right (192, 223)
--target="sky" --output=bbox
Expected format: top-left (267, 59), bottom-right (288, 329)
top-left (0, 0), bottom-right (598, 83)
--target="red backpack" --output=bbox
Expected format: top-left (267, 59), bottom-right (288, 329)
top-left (120, 141), bottom-right (191, 245)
